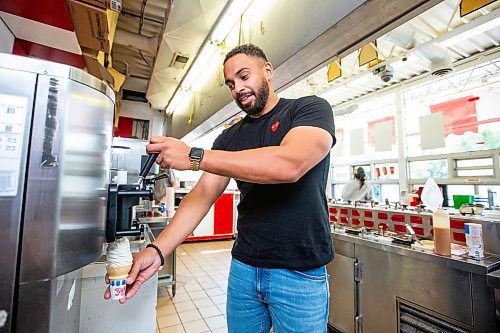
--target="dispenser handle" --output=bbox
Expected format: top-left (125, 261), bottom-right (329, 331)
top-left (140, 153), bottom-right (159, 178)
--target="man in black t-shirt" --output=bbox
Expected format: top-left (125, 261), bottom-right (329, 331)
top-left (106, 44), bottom-right (336, 332)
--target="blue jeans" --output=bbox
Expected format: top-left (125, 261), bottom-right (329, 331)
top-left (227, 258), bottom-right (329, 333)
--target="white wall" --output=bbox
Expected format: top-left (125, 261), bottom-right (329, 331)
top-left (0, 18), bottom-right (14, 53)
top-left (119, 100), bottom-right (164, 136)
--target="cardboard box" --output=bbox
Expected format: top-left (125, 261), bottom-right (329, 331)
top-left (77, 0), bottom-right (122, 12)
top-left (66, 0), bottom-right (110, 52)
top-left (82, 47), bottom-right (125, 93)
top-left (83, 54), bottom-right (115, 86)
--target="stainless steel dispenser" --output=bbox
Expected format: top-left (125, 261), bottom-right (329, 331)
top-left (0, 54), bottom-right (115, 333)
top-left (105, 153), bottom-right (157, 242)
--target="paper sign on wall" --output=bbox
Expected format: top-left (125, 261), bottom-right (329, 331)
top-left (374, 120), bottom-right (393, 152)
top-left (420, 112), bottom-right (445, 150)
top-left (350, 128), bottom-right (364, 155)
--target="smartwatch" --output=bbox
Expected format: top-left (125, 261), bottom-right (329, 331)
top-left (189, 147), bottom-right (204, 171)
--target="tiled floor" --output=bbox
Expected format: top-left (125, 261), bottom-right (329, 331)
top-left (156, 240), bottom-right (234, 333)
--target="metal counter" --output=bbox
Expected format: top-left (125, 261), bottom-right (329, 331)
top-left (334, 230), bottom-right (499, 275)
top-left (487, 270), bottom-right (500, 289)
top-left (328, 229), bottom-right (500, 333)
top-left (328, 203), bottom-right (500, 254)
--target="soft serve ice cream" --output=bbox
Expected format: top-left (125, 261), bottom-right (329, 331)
top-left (106, 237), bottom-right (133, 300)
top-left (106, 237), bottom-right (133, 267)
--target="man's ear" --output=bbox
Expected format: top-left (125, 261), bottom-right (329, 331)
top-left (263, 61), bottom-right (273, 80)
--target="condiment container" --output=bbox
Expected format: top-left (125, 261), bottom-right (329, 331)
top-left (433, 208), bottom-right (451, 256)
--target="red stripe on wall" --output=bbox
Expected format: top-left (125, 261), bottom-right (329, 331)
top-left (214, 194), bottom-right (233, 234)
top-left (450, 219), bottom-right (465, 230)
top-left (410, 216), bottom-right (423, 224)
top-left (184, 234), bottom-right (233, 243)
top-left (453, 232), bottom-right (466, 243)
top-left (0, 0), bottom-right (74, 31)
top-left (13, 38), bottom-right (84, 68)
top-left (394, 224), bottom-right (406, 233)
top-left (391, 214), bottom-right (406, 222)
top-left (378, 212), bottom-right (388, 220)
top-left (412, 227), bottom-right (424, 236)
top-left (12, 40), bottom-right (28, 56)
top-left (115, 117), bottom-right (134, 138)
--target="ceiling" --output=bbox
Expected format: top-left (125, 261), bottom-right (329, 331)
top-left (111, 0), bottom-right (170, 82)
top-left (3, 0), bottom-right (497, 140)
top-left (187, 0), bottom-right (500, 146)
top-left (112, 0), bottom-right (230, 101)
top-left (280, 0), bottom-right (500, 110)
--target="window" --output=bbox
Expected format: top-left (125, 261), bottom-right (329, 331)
top-left (334, 184), bottom-right (345, 200)
top-left (352, 164), bottom-right (371, 180)
top-left (408, 159), bottom-right (448, 180)
top-left (404, 60), bottom-right (500, 157)
top-left (380, 184), bottom-right (400, 203)
top-left (454, 157), bottom-right (495, 178)
top-left (332, 92), bottom-right (398, 164)
top-left (332, 166), bottom-right (350, 181)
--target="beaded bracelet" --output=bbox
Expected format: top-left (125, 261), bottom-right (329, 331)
top-left (146, 243), bottom-right (164, 269)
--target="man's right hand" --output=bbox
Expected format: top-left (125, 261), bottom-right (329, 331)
top-left (104, 247), bottom-right (162, 304)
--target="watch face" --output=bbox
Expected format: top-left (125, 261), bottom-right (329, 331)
top-left (190, 147), bottom-right (204, 160)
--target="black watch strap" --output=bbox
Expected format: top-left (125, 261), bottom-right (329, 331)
top-left (146, 243), bottom-right (164, 268)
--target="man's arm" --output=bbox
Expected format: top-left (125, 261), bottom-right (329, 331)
top-left (107, 172), bottom-right (229, 303)
top-left (153, 172), bottom-right (229, 255)
top-left (202, 126), bottom-right (332, 183)
top-left (148, 125), bottom-right (333, 184)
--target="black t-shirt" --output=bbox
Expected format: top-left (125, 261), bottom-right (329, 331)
top-left (212, 96), bottom-right (336, 270)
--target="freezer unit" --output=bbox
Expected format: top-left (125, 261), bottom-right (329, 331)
top-left (0, 54), bottom-right (115, 333)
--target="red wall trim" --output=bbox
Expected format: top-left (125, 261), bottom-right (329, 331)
top-left (214, 194), bottom-right (233, 234)
top-left (13, 38), bottom-right (84, 68)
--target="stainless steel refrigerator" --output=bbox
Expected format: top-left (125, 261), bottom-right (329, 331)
top-left (0, 54), bottom-right (115, 332)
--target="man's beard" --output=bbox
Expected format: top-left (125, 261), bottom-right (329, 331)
top-left (236, 79), bottom-right (270, 116)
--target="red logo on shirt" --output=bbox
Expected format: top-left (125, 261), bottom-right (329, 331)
top-left (271, 121), bottom-right (280, 132)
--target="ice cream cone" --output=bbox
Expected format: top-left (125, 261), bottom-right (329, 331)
top-left (106, 264), bottom-right (132, 300)
top-left (106, 264), bottom-right (132, 279)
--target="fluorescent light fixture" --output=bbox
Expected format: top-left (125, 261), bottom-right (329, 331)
top-left (439, 15), bottom-right (500, 48)
top-left (182, 42), bottom-right (218, 90)
top-left (167, 0), bottom-right (252, 115)
top-left (165, 88), bottom-right (190, 116)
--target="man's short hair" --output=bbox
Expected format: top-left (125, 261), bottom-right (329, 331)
top-left (224, 44), bottom-right (268, 64)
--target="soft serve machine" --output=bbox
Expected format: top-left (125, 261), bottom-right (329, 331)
top-left (0, 53), bottom-right (158, 333)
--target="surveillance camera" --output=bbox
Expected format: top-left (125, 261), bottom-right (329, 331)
top-left (372, 65), bottom-right (394, 83)
top-left (379, 65), bottom-right (394, 82)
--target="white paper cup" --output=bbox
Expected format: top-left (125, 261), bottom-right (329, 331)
top-left (109, 277), bottom-right (127, 300)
